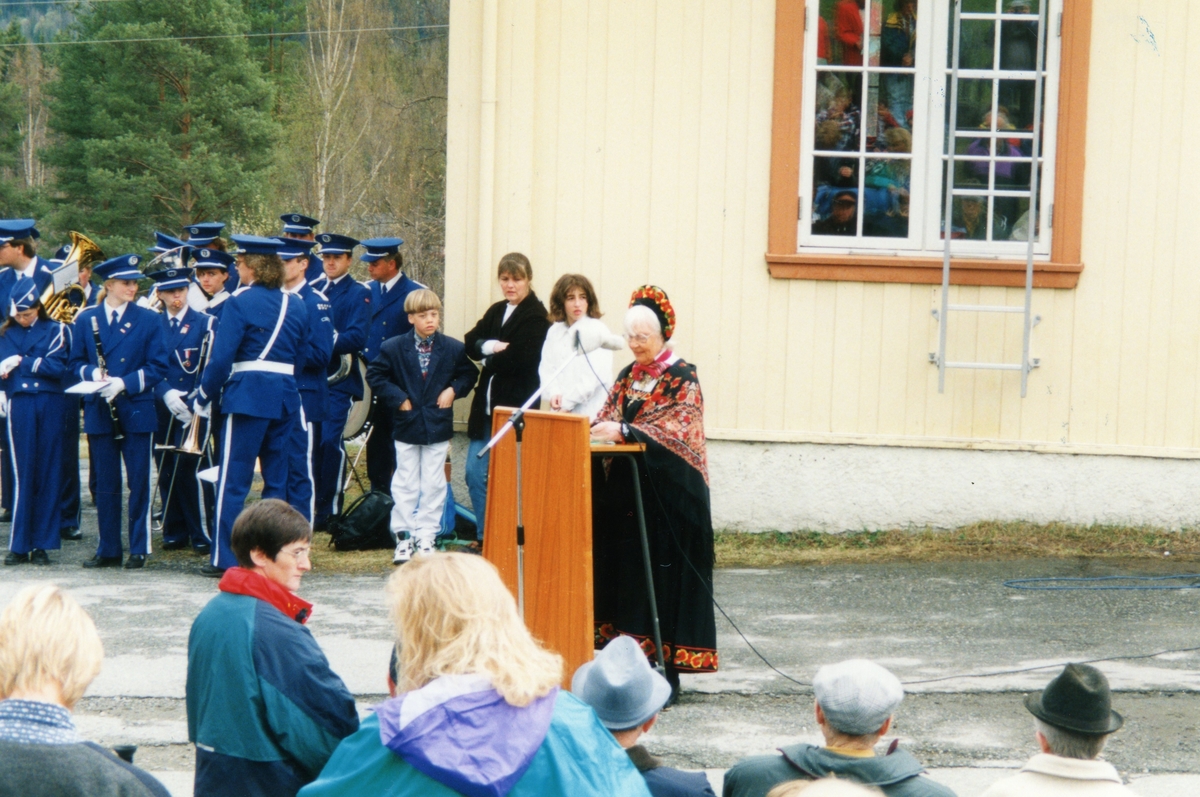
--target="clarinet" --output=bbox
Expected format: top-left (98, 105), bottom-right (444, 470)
top-left (90, 316), bottom-right (125, 441)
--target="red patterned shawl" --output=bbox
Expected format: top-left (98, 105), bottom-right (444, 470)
top-left (596, 356), bottom-right (708, 484)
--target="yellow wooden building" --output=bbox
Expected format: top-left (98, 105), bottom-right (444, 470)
top-left (444, 0), bottom-right (1200, 532)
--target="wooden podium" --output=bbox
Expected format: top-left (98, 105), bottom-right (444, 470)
top-left (482, 408), bottom-right (595, 683)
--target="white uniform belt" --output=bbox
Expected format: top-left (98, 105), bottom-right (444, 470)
top-left (230, 361), bottom-right (293, 376)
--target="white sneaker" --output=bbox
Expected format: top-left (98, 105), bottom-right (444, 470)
top-left (392, 538), bottom-right (413, 565)
top-left (415, 536), bottom-right (436, 556)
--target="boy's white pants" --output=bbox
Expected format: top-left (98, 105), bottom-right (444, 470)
top-left (390, 440), bottom-right (450, 546)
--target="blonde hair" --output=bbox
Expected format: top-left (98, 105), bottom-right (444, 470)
top-left (767, 777), bottom-right (884, 797)
top-left (0, 584), bottom-right (104, 708)
top-left (387, 554), bottom-right (562, 706)
top-left (404, 288), bottom-right (443, 314)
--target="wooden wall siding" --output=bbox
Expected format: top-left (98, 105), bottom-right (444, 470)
top-left (445, 0), bottom-right (1200, 455)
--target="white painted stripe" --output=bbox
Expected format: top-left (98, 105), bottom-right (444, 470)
top-left (213, 414), bottom-right (234, 568)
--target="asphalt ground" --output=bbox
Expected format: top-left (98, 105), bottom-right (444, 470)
top-left (3, 494), bottom-right (1199, 796)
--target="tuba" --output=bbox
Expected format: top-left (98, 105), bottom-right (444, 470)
top-left (41, 231), bottom-right (105, 323)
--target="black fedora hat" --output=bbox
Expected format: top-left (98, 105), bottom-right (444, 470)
top-left (1024, 663), bottom-right (1124, 734)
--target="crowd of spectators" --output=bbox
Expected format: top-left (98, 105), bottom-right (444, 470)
top-left (0, 501), bottom-right (1141, 797)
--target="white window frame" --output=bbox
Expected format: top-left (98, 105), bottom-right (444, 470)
top-left (797, 0), bottom-right (1063, 259)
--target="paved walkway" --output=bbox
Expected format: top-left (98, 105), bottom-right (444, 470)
top-left (4, 510), bottom-right (1200, 796)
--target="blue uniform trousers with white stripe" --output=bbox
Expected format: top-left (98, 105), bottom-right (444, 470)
top-left (60, 396), bottom-right (82, 532)
top-left (6, 393), bottom-right (64, 554)
top-left (90, 432), bottom-right (153, 558)
top-left (213, 410), bottom-right (295, 570)
top-left (285, 406), bottom-right (314, 523)
top-left (316, 390), bottom-right (354, 524)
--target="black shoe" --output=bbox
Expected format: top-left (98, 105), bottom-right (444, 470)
top-left (0, 509), bottom-right (11, 523)
top-left (3, 551), bottom-right (28, 566)
top-left (192, 544), bottom-right (212, 556)
top-left (30, 549), bottom-right (50, 566)
top-left (199, 564), bottom-right (226, 578)
top-left (60, 527), bottom-right (83, 541)
top-left (162, 540), bottom-right (188, 551)
top-left (123, 554), bottom-right (146, 569)
top-left (82, 555), bottom-right (122, 569)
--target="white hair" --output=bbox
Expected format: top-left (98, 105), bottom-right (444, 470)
top-left (623, 304), bottom-right (672, 348)
top-left (1034, 718), bottom-right (1109, 760)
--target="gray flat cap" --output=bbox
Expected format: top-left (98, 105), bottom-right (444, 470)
top-left (813, 659), bottom-right (904, 736)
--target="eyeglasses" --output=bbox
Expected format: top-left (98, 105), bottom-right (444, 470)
top-left (625, 333), bottom-right (656, 344)
top-left (278, 546), bottom-right (311, 563)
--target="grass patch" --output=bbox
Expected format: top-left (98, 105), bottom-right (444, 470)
top-left (714, 521), bottom-right (1200, 568)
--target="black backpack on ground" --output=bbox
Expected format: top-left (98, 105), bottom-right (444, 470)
top-left (327, 490), bottom-right (395, 551)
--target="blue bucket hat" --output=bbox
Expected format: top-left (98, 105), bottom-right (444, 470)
top-left (277, 237), bottom-right (316, 260)
top-left (0, 219), bottom-right (40, 243)
top-left (8, 275), bottom-right (40, 316)
top-left (94, 254), bottom-right (143, 282)
top-left (192, 248), bottom-right (234, 271)
top-left (359, 237), bottom-right (404, 263)
top-left (148, 267), bottom-right (193, 292)
top-left (230, 235), bottom-right (283, 256)
top-left (183, 222), bottom-right (225, 246)
top-left (280, 213), bottom-right (319, 235)
top-left (315, 233), bottom-right (359, 255)
top-left (571, 635), bottom-right (672, 730)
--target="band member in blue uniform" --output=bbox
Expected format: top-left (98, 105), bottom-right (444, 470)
top-left (279, 237), bottom-right (334, 522)
top-left (312, 233), bottom-right (370, 529)
top-left (52, 243), bottom-right (97, 541)
top-left (188, 247), bottom-right (234, 321)
top-left (361, 237), bottom-right (423, 493)
top-left (150, 267), bottom-right (216, 554)
top-left (194, 235), bottom-right (307, 576)
top-left (279, 212), bottom-right (325, 285)
top-left (0, 219), bottom-right (54, 524)
top-left (183, 222), bottom-right (236, 292)
top-left (0, 277), bottom-right (71, 566)
top-left (69, 254), bottom-right (169, 570)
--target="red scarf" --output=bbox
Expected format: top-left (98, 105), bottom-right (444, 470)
top-left (219, 567), bottom-right (313, 624)
top-left (631, 349), bottom-right (672, 382)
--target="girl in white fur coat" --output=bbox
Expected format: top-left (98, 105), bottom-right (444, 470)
top-left (538, 274), bottom-right (624, 420)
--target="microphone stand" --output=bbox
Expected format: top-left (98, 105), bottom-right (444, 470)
top-left (476, 330), bottom-right (594, 619)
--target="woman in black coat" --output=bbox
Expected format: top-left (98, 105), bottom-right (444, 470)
top-left (462, 253), bottom-right (550, 540)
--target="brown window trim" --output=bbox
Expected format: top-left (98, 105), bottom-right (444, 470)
top-left (766, 0), bottom-right (1091, 288)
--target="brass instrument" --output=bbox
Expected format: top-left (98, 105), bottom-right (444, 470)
top-left (175, 330), bottom-right (214, 457)
top-left (41, 232), bottom-right (105, 323)
top-left (328, 353), bottom-right (353, 384)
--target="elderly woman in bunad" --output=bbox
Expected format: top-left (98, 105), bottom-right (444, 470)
top-left (590, 286), bottom-right (718, 702)
top-left (297, 553), bottom-right (651, 797)
top-left (0, 276), bottom-right (71, 566)
top-left (193, 235), bottom-right (308, 577)
top-left (538, 273), bottom-right (624, 421)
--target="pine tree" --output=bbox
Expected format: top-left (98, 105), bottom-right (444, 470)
top-left (43, 0), bottom-right (277, 252)
top-left (0, 22), bottom-right (29, 213)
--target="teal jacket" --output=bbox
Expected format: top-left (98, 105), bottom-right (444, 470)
top-left (186, 591), bottom-right (359, 797)
top-left (299, 691), bottom-right (651, 797)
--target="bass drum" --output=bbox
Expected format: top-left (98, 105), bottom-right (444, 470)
top-left (342, 359), bottom-right (374, 440)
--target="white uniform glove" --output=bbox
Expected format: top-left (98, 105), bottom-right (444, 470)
top-left (164, 389), bottom-right (193, 423)
top-left (0, 392), bottom-right (8, 419)
top-left (90, 367), bottom-right (105, 382)
top-left (0, 355), bottom-right (20, 378)
top-left (192, 399), bottom-right (212, 419)
top-left (99, 377), bottom-right (125, 401)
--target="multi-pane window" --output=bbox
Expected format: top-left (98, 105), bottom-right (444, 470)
top-left (799, 0), bottom-right (1059, 257)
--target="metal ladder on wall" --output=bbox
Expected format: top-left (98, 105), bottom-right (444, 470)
top-left (932, 0), bottom-right (1048, 398)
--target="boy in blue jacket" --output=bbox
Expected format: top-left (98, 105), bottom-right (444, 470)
top-left (366, 289), bottom-right (476, 564)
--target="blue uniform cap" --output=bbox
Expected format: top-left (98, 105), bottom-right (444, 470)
top-left (148, 267), bottom-right (193, 291)
top-left (94, 254), bottom-right (143, 282)
top-left (8, 274), bottom-right (40, 316)
top-left (150, 231), bottom-right (190, 254)
top-left (315, 233), bottom-right (359, 255)
top-left (192, 247), bottom-right (234, 271)
top-left (230, 234), bottom-right (284, 256)
top-left (359, 237), bottom-right (404, 263)
top-left (51, 244), bottom-right (70, 265)
top-left (0, 219), bottom-right (40, 243)
top-left (277, 236), bottom-right (316, 260)
top-left (183, 222), bottom-right (225, 245)
top-left (280, 213), bottom-right (319, 235)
